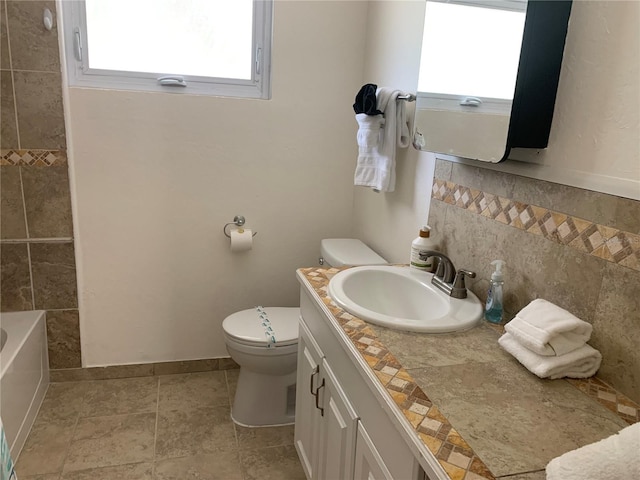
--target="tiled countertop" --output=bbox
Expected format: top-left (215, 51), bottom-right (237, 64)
top-left (298, 266), bottom-right (639, 480)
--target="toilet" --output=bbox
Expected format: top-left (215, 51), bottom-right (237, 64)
top-left (222, 238), bottom-right (386, 427)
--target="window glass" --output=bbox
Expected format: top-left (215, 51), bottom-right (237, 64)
top-left (418, 1), bottom-right (526, 100)
top-left (62, 0), bottom-right (272, 98)
top-left (85, 0), bottom-right (253, 79)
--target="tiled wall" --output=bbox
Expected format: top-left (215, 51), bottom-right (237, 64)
top-left (1, 0), bottom-right (65, 149)
top-left (429, 159), bottom-right (640, 403)
top-left (0, 1), bottom-right (80, 369)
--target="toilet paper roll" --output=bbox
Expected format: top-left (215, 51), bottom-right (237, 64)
top-left (230, 228), bottom-right (253, 253)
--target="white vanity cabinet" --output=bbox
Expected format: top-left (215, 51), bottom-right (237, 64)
top-left (294, 320), bottom-right (324, 479)
top-left (295, 283), bottom-right (442, 480)
top-left (295, 320), bottom-right (358, 479)
top-left (316, 355), bottom-right (359, 479)
top-left (353, 422), bottom-right (394, 480)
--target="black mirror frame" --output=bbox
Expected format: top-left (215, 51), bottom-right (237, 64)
top-left (502, 0), bottom-right (573, 161)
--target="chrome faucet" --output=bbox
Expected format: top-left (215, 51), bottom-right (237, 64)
top-left (418, 250), bottom-right (476, 299)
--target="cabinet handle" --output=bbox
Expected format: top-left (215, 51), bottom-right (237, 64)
top-left (310, 365), bottom-right (320, 395)
top-left (315, 379), bottom-right (325, 416)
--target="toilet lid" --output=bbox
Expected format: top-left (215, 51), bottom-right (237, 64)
top-left (223, 307), bottom-right (300, 347)
top-left (321, 239), bottom-right (387, 267)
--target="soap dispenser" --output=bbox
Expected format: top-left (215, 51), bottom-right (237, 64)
top-left (410, 226), bottom-right (437, 271)
top-left (485, 260), bottom-right (505, 324)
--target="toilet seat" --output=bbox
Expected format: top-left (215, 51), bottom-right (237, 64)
top-left (222, 307), bottom-right (300, 348)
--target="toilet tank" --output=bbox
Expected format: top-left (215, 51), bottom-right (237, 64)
top-left (320, 239), bottom-right (387, 267)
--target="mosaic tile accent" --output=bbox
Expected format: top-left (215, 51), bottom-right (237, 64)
top-left (299, 267), bottom-right (495, 480)
top-left (567, 377), bottom-right (639, 425)
top-left (299, 267), bottom-right (640, 480)
top-left (432, 179), bottom-right (640, 272)
top-left (0, 149), bottom-right (67, 166)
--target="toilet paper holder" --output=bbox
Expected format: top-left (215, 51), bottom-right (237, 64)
top-left (223, 215), bottom-right (258, 238)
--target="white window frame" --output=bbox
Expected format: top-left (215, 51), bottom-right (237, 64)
top-left (416, 92), bottom-right (512, 115)
top-left (60, 0), bottom-right (273, 99)
top-left (417, 0), bottom-right (526, 115)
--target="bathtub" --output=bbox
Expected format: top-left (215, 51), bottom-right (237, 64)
top-left (0, 311), bottom-right (49, 460)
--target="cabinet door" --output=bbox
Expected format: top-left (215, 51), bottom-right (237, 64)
top-left (353, 422), bottom-right (394, 480)
top-left (317, 358), bottom-right (359, 480)
top-left (294, 321), bottom-right (324, 480)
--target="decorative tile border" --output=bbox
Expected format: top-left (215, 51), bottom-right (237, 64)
top-left (0, 149), bottom-right (67, 166)
top-left (300, 267), bottom-right (640, 480)
top-left (567, 377), bottom-right (639, 424)
top-left (432, 179), bottom-right (640, 272)
top-left (301, 267), bottom-right (495, 480)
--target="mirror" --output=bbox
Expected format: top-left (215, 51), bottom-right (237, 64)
top-left (413, 0), bottom-right (572, 163)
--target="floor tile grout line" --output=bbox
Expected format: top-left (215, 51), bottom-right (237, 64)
top-left (226, 370), bottom-right (246, 480)
top-left (58, 460), bottom-right (152, 477)
top-left (75, 408), bottom-right (158, 421)
top-left (55, 388), bottom-right (85, 478)
top-left (227, 370), bottom-right (240, 448)
top-left (152, 376), bottom-right (161, 476)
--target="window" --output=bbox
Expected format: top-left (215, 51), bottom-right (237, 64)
top-left (417, 0), bottom-right (526, 113)
top-left (61, 0), bottom-right (273, 99)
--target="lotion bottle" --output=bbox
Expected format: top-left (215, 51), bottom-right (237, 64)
top-left (410, 226), bottom-right (437, 271)
top-left (485, 260), bottom-right (505, 323)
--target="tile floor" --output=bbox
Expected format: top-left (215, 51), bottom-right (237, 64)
top-left (16, 370), bottom-right (306, 480)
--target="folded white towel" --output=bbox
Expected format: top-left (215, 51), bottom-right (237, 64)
top-left (546, 422), bottom-right (640, 480)
top-left (498, 332), bottom-right (601, 379)
top-left (504, 299), bottom-right (592, 356)
top-left (354, 88), bottom-right (410, 193)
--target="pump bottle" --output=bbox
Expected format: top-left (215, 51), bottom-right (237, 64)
top-left (485, 260), bottom-right (505, 323)
top-left (410, 226), bottom-right (437, 271)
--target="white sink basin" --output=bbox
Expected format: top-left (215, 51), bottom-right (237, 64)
top-left (328, 266), bottom-right (483, 333)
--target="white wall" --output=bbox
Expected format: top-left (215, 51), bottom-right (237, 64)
top-left (352, 0), bottom-right (436, 264)
top-left (68, 1), bottom-right (369, 366)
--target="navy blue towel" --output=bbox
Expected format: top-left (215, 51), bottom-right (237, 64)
top-left (353, 84), bottom-right (382, 115)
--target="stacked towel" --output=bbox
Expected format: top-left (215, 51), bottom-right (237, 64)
top-left (498, 333), bottom-right (601, 379)
top-left (546, 422), bottom-right (640, 479)
top-left (498, 299), bottom-right (601, 379)
top-left (505, 298), bottom-right (592, 356)
top-left (353, 87), bottom-right (411, 193)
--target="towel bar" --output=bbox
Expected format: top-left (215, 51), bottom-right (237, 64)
top-left (397, 94), bottom-right (416, 102)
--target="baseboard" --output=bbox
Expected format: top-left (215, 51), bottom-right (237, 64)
top-left (50, 357), bottom-right (239, 382)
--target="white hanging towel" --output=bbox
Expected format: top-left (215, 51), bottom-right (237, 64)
top-left (354, 88), bottom-right (411, 192)
top-left (355, 113), bottom-right (385, 155)
top-left (498, 332), bottom-right (601, 379)
top-left (504, 298), bottom-right (592, 356)
top-left (546, 422), bottom-right (640, 480)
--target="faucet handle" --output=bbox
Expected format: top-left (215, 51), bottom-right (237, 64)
top-left (451, 269), bottom-right (476, 299)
